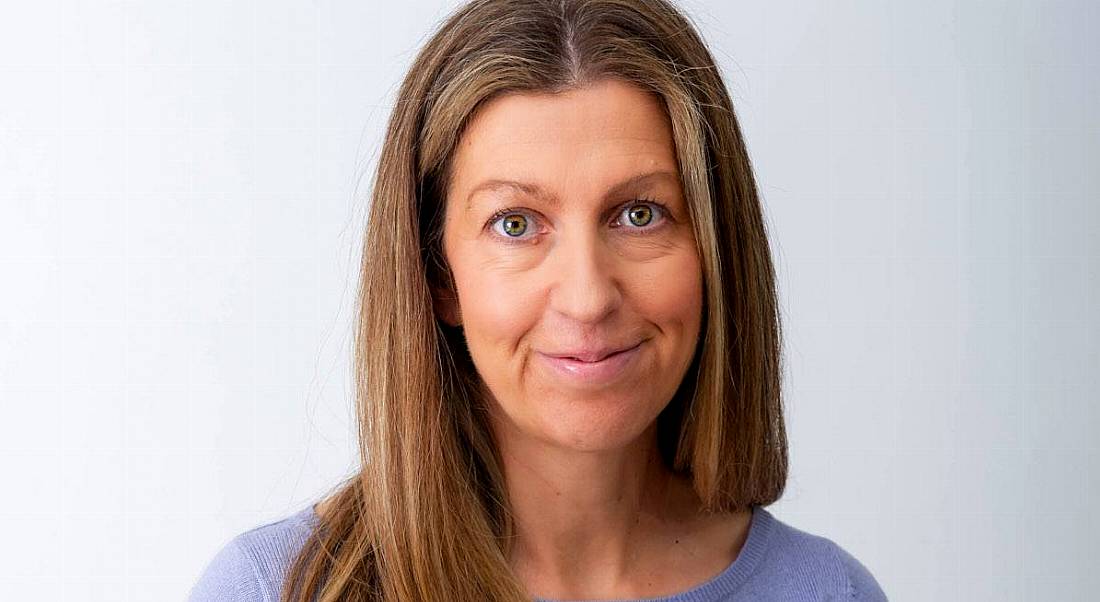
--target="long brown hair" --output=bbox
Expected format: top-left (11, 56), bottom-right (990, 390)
top-left (282, 0), bottom-right (786, 599)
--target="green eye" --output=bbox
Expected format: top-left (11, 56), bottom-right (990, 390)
top-left (501, 214), bottom-right (528, 237)
top-left (627, 204), bottom-right (653, 227)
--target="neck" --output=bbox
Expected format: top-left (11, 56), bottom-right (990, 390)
top-left (494, 418), bottom-right (699, 595)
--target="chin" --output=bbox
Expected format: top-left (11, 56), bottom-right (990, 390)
top-left (531, 397), bottom-right (658, 453)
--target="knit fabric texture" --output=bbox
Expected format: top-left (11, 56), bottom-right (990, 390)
top-left (187, 504), bottom-right (888, 601)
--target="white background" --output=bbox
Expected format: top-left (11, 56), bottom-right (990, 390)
top-left (0, 1), bottom-right (1096, 600)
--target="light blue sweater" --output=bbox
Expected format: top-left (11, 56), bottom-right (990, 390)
top-left (188, 504), bottom-right (888, 601)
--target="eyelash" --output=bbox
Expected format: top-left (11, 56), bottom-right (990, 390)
top-left (485, 197), bottom-right (671, 245)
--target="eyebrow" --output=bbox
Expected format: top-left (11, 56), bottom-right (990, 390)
top-left (464, 169), bottom-right (680, 214)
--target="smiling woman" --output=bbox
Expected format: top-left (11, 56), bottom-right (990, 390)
top-left (187, 0), bottom-right (887, 601)
top-left (437, 81), bottom-right (705, 464)
top-left (435, 81), bottom-right (731, 598)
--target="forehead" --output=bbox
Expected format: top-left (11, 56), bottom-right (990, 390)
top-left (449, 79), bottom-right (679, 207)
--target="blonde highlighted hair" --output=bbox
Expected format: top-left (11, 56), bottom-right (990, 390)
top-left (282, 0), bottom-right (786, 599)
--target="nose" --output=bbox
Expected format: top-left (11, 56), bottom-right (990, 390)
top-left (548, 228), bottom-right (623, 325)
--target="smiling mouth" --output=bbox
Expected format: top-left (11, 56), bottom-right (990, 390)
top-left (536, 340), bottom-right (645, 385)
top-left (554, 341), bottom-right (644, 363)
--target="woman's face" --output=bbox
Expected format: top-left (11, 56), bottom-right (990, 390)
top-left (439, 78), bottom-right (703, 453)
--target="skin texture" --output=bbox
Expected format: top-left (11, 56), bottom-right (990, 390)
top-left (434, 78), bottom-right (751, 599)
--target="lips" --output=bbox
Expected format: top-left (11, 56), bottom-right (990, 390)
top-left (536, 340), bottom-right (644, 386)
top-left (545, 341), bottom-right (643, 363)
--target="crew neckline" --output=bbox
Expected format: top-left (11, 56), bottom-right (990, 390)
top-left (533, 505), bottom-right (774, 602)
top-left (293, 503), bottom-right (775, 602)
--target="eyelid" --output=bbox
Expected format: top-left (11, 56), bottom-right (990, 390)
top-left (611, 197), bottom-right (670, 231)
top-left (484, 198), bottom-right (672, 243)
top-left (484, 207), bottom-right (543, 242)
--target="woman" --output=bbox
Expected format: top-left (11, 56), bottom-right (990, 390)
top-left (190, 0), bottom-right (888, 600)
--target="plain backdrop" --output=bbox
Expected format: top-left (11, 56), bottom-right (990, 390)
top-left (0, 0), bottom-right (1096, 600)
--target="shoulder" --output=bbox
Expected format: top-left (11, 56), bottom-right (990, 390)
top-left (187, 505), bottom-right (320, 602)
top-left (743, 508), bottom-right (888, 601)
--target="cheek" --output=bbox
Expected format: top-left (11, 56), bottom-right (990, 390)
top-left (631, 249), bottom-right (704, 335)
top-left (637, 250), bottom-right (704, 395)
top-left (452, 257), bottom-right (541, 357)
